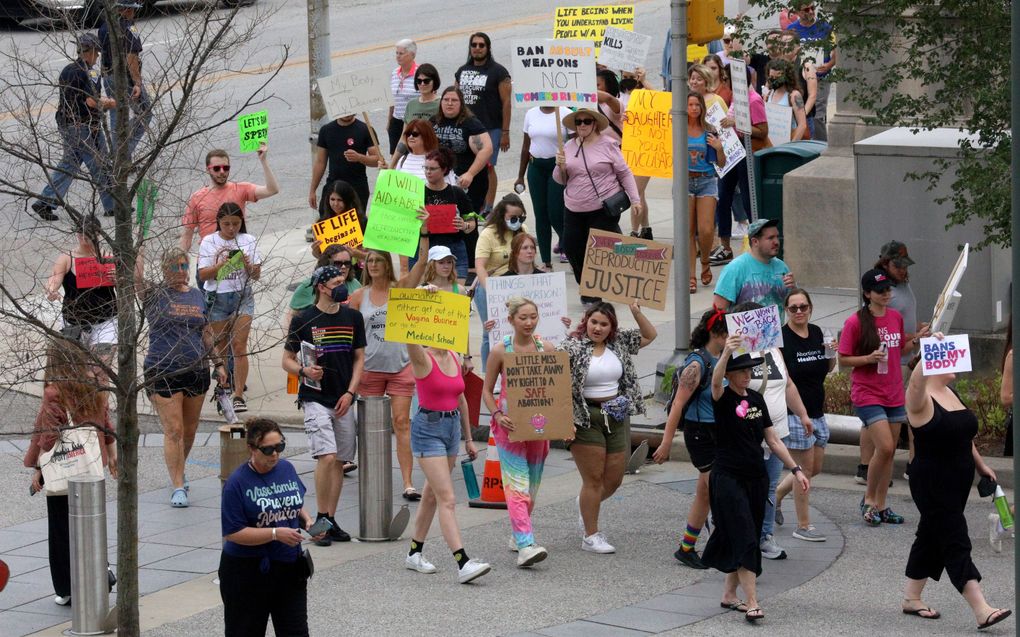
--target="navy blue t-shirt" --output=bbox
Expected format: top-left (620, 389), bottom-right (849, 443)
top-left (98, 16), bottom-right (144, 85)
top-left (144, 286), bottom-right (207, 373)
top-left (221, 459), bottom-right (306, 563)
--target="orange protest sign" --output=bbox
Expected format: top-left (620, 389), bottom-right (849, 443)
top-left (312, 209), bottom-right (364, 250)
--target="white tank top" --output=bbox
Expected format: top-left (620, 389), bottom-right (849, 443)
top-left (583, 348), bottom-right (623, 399)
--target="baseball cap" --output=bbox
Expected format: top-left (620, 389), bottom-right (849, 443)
top-left (879, 240), bottom-right (915, 267)
top-left (861, 268), bottom-right (894, 293)
top-left (747, 218), bottom-right (779, 238)
top-left (427, 245), bottom-right (456, 262)
top-left (77, 33), bottom-right (101, 51)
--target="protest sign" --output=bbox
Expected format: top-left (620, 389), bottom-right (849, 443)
top-left (364, 170), bottom-right (425, 257)
top-left (504, 351), bottom-right (574, 442)
top-left (486, 271), bottom-right (569, 348)
top-left (920, 334), bottom-right (972, 376)
top-left (706, 102), bottom-right (745, 177)
top-left (931, 243), bottom-right (969, 333)
top-left (598, 26), bottom-right (651, 70)
top-left (553, 5), bottom-right (634, 55)
top-left (728, 60), bottom-right (752, 134)
top-left (384, 288), bottom-right (470, 353)
top-left (74, 257), bottom-right (115, 288)
top-left (621, 89), bottom-right (671, 179)
top-left (320, 66), bottom-right (392, 118)
top-left (765, 102), bottom-right (792, 146)
top-left (425, 204), bottom-right (458, 235)
top-left (237, 111), bottom-right (268, 153)
top-left (580, 229), bottom-right (673, 310)
top-left (725, 305), bottom-right (784, 355)
top-left (511, 39), bottom-right (598, 109)
top-left (135, 179), bottom-right (157, 239)
top-left (216, 251), bottom-right (246, 282)
top-left (312, 209), bottom-right (364, 250)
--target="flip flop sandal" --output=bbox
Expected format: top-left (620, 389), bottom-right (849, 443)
top-left (720, 600), bottom-right (748, 612)
top-left (902, 607), bottom-right (940, 619)
top-left (978, 608), bottom-right (1011, 630)
top-left (745, 607), bottom-right (764, 622)
top-left (402, 487), bottom-right (422, 501)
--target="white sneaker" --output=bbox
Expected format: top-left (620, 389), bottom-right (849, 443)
top-left (517, 544), bottom-right (548, 568)
top-left (404, 552), bottom-right (437, 574)
top-left (54, 595), bottom-right (71, 606)
top-left (457, 558), bottom-right (491, 584)
top-left (760, 534), bottom-right (787, 560)
top-left (508, 536), bottom-right (519, 552)
top-left (581, 532), bottom-right (615, 554)
top-left (733, 221), bottom-right (749, 237)
top-left (575, 496), bottom-right (585, 537)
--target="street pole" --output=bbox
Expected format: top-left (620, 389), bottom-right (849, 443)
top-left (1011, 0), bottom-right (1018, 602)
top-left (306, 0), bottom-right (331, 239)
top-left (654, 0), bottom-right (691, 403)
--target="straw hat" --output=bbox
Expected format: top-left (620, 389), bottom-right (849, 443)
top-left (562, 108), bottom-right (610, 133)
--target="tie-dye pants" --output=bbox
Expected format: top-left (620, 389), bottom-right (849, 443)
top-left (491, 420), bottom-right (550, 549)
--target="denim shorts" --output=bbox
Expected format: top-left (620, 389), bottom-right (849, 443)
top-left (688, 175), bottom-right (719, 199)
top-left (854, 404), bottom-right (907, 427)
top-left (786, 414), bottom-right (830, 450)
top-left (410, 408), bottom-right (461, 458)
top-left (206, 289), bottom-right (255, 322)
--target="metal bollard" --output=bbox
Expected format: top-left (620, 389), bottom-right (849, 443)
top-left (357, 396), bottom-right (405, 541)
top-left (68, 475), bottom-right (112, 635)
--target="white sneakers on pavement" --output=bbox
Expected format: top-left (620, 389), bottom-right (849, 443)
top-left (457, 559), bottom-right (492, 584)
top-left (582, 531), bottom-right (615, 554)
top-left (517, 544), bottom-right (548, 568)
top-left (404, 552), bottom-right (437, 574)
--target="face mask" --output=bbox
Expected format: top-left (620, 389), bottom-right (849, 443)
top-left (507, 220), bottom-right (523, 232)
top-left (620, 78), bottom-right (638, 93)
top-left (331, 284), bottom-right (348, 304)
top-left (768, 78), bottom-right (785, 89)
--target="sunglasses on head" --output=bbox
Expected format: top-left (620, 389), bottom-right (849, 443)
top-left (255, 441), bottom-right (286, 456)
top-left (405, 130), bottom-right (421, 138)
top-left (787, 304), bottom-right (811, 313)
top-left (208, 165), bottom-right (230, 173)
top-left (574, 118), bottom-right (595, 126)
top-left (507, 215), bottom-right (526, 224)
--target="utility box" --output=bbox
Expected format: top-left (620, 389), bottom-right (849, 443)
top-left (753, 140), bottom-right (827, 258)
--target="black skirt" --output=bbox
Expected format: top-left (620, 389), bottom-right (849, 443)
top-left (702, 469), bottom-right (768, 576)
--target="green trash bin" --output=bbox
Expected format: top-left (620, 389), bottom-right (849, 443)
top-left (753, 140), bottom-right (826, 258)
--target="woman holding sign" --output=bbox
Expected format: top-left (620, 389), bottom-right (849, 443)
top-left (899, 335), bottom-right (1011, 629)
top-left (404, 339), bottom-right (491, 583)
top-left (561, 302), bottom-right (656, 554)
top-left (482, 296), bottom-right (558, 568)
top-left (315, 180), bottom-right (366, 245)
top-left (349, 227), bottom-right (431, 501)
top-left (839, 269), bottom-right (926, 526)
top-left (686, 92), bottom-right (726, 294)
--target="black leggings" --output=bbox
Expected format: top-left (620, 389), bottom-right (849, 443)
top-left (219, 552), bottom-right (309, 637)
top-left (47, 495), bottom-right (71, 598)
top-left (562, 207), bottom-right (621, 286)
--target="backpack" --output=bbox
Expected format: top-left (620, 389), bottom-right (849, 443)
top-left (664, 349), bottom-right (713, 424)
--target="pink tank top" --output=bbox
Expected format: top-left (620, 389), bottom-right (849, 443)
top-left (416, 352), bottom-right (465, 411)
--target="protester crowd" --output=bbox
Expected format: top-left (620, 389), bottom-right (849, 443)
top-left (22, 3), bottom-right (1013, 634)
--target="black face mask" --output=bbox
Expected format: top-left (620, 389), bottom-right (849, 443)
top-left (620, 78), bottom-right (639, 93)
top-left (331, 284), bottom-right (348, 304)
top-left (768, 78), bottom-right (786, 89)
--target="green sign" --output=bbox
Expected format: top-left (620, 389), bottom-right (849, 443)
top-left (238, 111), bottom-right (268, 153)
top-left (135, 179), bottom-right (157, 239)
top-left (363, 170), bottom-right (425, 257)
top-left (216, 251), bottom-right (246, 281)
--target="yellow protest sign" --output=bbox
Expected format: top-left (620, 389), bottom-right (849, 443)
top-left (384, 288), bottom-right (470, 354)
top-left (312, 209), bottom-right (364, 250)
top-left (553, 5), bottom-right (634, 55)
top-left (622, 89), bottom-right (671, 179)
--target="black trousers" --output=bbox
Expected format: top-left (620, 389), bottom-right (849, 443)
top-left (717, 159), bottom-right (751, 239)
top-left (562, 207), bottom-right (621, 286)
top-left (219, 552), bottom-right (309, 637)
top-left (47, 495), bottom-right (71, 598)
top-left (387, 117), bottom-right (405, 156)
top-left (905, 508), bottom-right (981, 593)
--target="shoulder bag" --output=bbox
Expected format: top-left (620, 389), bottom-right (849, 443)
top-left (39, 421), bottom-right (105, 496)
top-left (578, 142), bottom-right (631, 219)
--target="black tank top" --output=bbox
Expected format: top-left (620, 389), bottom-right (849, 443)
top-left (912, 395), bottom-right (978, 466)
top-left (62, 257), bottom-right (117, 326)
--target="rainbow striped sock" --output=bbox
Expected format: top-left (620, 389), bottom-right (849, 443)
top-left (680, 524), bottom-right (701, 552)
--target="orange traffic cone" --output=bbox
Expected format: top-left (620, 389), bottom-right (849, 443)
top-left (468, 433), bottom-right (507, 509)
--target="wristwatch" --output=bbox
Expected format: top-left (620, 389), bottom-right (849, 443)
top-left (791, 465), bottom-right (804, 475)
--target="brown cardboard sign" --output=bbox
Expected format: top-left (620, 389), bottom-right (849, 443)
top-left (504, 351), bottom-right (574, 442)
top-left (579, 229), bottom-right (672, 310)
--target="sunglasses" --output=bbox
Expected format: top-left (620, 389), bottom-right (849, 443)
top-left (722, 37), bottom-right (733, 43)
top-left (800, 4), bottom-right (816, 10)
top-left (168, 263), bottom-right (189, 272)
top-left (574, 118), bottom-right (595, 126)
top-left (208, 165), bottom-right (230, 173)
top-left (255, 441), bottom-right (286, 456)
top-left (470, 42), bottom-right (487, 48)
top-left (405, 130), bottom-right (421, 138)
top-left (415, 77), bottom-right (433, 84)
top-left (787, 304), bottom-right (811, 314)
top-left (332, 260), bottom-right (352, 267)
top-left (506, 215), bottom-right (526, 224)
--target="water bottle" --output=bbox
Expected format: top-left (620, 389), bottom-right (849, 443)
top-left (216, 385), bottom-right (238, 424)
top-left (876, 343), bottom-right (889, 375)
top-left (993, 485), bottom-right (1014, 530)
top-left (461, 458), bottom-right (480, 500)
top-left (822, 329), bottom-right (836, 360)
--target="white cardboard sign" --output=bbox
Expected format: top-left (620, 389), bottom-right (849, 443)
top-left (598, 26), bottom-right (652, 70)
top-left (320, 66), bottom-right (392, 118)
top-left (486, 271), bottom-right (569, 347)
top-left (706, 102), bottom-right (745, 177)
top-left (511, 39), bottom-right (598, 109)
top-left (765, 102), bottom-right (793, 146)
top-left (920, 334), bottom-right (972, 376)
top-left (728, 59), bottom-right (752, 134)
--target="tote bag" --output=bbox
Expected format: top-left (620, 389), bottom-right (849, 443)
top-left (39, 423), bottom-right (105, 496)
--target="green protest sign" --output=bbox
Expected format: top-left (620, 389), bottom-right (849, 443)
top-left (238, 111), bottom-right (268, 153)
top-left (135, 179), bottom-right (157, 239)
top-left (216, 251), bottom-right (246, 281)
top-left (363, 170), bottom-right (425, 257)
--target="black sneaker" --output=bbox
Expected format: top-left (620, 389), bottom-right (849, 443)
top-left (854, 464), bottom-right (868, 485)
top-left (31, 201), bottom-right (58, 221)
top-left (673, 547), bottom-right (708, 569)
top-left (708, 246), bottom-right (733, 265)
top-left (640, 227), bottom-right (653, 240)
top-left (327, 519), bottom-right (351, 542)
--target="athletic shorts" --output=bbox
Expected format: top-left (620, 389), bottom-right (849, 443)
top-left (571, 405), bottom-right (629, 453)
top-left (683, 420), bottom-right (716, 472)
top-left (145, 367), bottom-right (211, 399)
top-left (302, 400), bottom-right (357, 460)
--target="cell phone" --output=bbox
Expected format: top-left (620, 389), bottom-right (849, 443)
top-left (229, 249), bottom-right (242, 258)
top-left (305, 517), bottom-right (333, 537)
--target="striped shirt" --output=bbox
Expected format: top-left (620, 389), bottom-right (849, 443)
top-left (390, 63), bottom-right (420, 119)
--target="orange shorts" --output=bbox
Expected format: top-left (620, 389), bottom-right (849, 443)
top-left (359, 364), bottom-right (416, 397)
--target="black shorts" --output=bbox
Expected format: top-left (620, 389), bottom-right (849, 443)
top-left (145, 367), bottom-right (211, 399)
top-left (683, 420), bottom-right (716, 473)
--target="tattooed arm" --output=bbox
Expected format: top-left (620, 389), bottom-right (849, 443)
top-left (791, 91), bottom-right (808, 141)
top-left (457, 132), bottom-right (493, 190)
top-left (653, 361), bottom-right (702, 463)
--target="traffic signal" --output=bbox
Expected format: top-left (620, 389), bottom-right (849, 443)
top-left (688, 0), bottom-right (724, 45)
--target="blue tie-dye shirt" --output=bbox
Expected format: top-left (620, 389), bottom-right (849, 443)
top-left (714, 253), bottom-right (791, 320)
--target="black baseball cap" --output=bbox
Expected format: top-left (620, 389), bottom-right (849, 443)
top-left (861, 268), bottom-right (894, 293)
